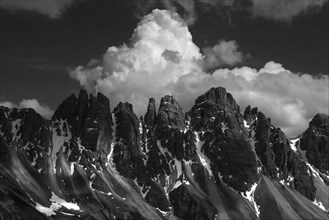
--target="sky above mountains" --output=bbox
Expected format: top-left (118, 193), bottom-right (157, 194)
top-left (0, 0), bottom-right (328, 137)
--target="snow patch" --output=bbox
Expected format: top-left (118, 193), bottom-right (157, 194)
top-left (221, 122), bottom-right (228, 133)
top-left (174, 158), bottom-right (182, 179)
top-left (60, 211), bottom-right (75, 216)
top-left (306, 162), bottom-right (324, 183)
top-left (35, 192), bottom-right (80, 216)
top-left (70, 162), bottom-right (75, 176)
top-left (289, 137), bottom-right (300, 152)
top-left (31, 153), bottom-right (38, 167)
top-left (195, 132), bottom-right (213, 176)
top-left (173, 180), bottom-right (182, 189)
top-left (156, 208), bottom-right (169, 217)
top-left (241, 183), bottom-right (260, 217)
top-left (106, 142), bottom-right (115, 166)
top-left (286, 175), bottom-right (295, 186)
top-left (243, 120), bottom-right (250, 128)
top-left (173, 179), bottom-right (190, 190)
top-left (157, 140), bottom-right (172, 158)
top-left (313, 199), bottom-right (327, 212)
top-left (139, 121), bottom-right (143, 135)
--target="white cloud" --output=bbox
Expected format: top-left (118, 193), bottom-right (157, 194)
top-left (209, 64), bottom-right (329, 137)
top-left (70, 9), bottom-right (203, 114)
top-left (171, 63), bottom-right (328, 137)
top-left (0, 0), bottom-right (73, 18)
top-left (203, 40), bottom-right (243, 69)
top-left (250, 0), bottom-right (328, 21)
top-left (70, 9), bottom-right (328, 138)
top-left (0, 99), bottom-right (54, 119)
top-left (0, 101), bottom-right (15, 109)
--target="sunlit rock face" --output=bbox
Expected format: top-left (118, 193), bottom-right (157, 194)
top-left (0, 87), bottom-right (329, 220)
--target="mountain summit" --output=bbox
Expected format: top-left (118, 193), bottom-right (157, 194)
top-left (0, 87), bottom-right (328, 220)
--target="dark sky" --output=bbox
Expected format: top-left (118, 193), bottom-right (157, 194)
top-left (0, 0), bottom-right (328, 110)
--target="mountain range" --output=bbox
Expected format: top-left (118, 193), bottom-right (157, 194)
top-left (0, 86), bottom-right (328, 220)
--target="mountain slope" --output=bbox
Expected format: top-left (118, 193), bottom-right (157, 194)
top-left (0, 87), bottom-right (328, 220)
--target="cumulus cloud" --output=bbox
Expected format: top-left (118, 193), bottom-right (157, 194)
top-left (250, 0), bottom-right (328, 21)
top-left (0, 99), bottom-right (54, 119)
top-left (0, 0), bottom-right (73, 18)
top-left (209, 64), bottom-right (329, 137)
top-left (172, 62), bottom-right (329, 137)
top-left (70, 9), bottom-right (203, 114)
top-left (203, 40), bottom-right (243, 69)
top-left (70, 9), bottom-right (328, 137)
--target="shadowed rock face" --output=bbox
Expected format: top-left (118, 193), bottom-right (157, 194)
top-left (112, 102), bottom-right (147, 180)
top-left (169, 184), bottom-right (217, 220)
top-left (157, 95), bottom-right (185, 129)
top-left (253, 111), bottom-right (278, 178)
top-left (52, 89), bottom-right (113, 152)
top-left (0, 107), bottom-right (51, 170)
top-left (291, 157), bottom-right (316, 201)
top-left (242, 106), bottom-right (318, 201)
top-left (300, 114), bottom-right (329, 172)
top-left (189, 87), bottom-right (259, 192)
top-left (144, 98), bottom-right (157, 127)
top-left (0, 87), bottom-right (328, 220)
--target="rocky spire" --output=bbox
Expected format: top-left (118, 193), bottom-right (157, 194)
top-left (156, 95), bottom-right (185, 129)
top-left (300, 113), bottom-right (329, 172)
top-left (144, 97), bottom-right (157, 127)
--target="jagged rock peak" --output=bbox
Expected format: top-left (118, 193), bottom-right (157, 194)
top-left (189, 87), bottom-right (244, 131)
top-left (51, 90), bottom-right (113, 152)
top-left (0, 106), bottom-right (51, 169)
top-left (157, 95), bottom-right (185, 129)
top-left (0, 107), bottom-right (49, 141)
top-left (144, 97), bottom-right (157, 127)
top-left (113, 102), bottom-right (141, 157)
top-left (77, 89), bottom-right (89, 112)
top-left (243, 105), bottom-right (258, 123)
top-left (300, 113), bottom-right (329, 172)
top-left (194, 87), bottom-right (239, 112)
top-left (309, 113), bottom-right (329, 131)
top-left (96, 92), bottom-right (110, 108)
top-left (113, 102), bottom-right (134, 114)
top-left (52, 93), bottom-right (78, 122)
top-left (254, 111), bottom-right (271, 140)
top-left (87, 93), bottom-right (111, 116)
top-left (53, 90), bottom-right (112, 122)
